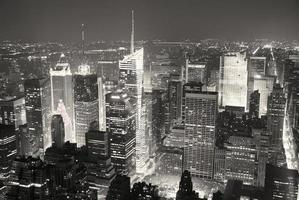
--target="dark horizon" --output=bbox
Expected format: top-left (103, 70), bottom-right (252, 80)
top-left (0, 0), bottom-right (299, 43)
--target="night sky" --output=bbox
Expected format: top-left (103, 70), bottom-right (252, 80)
top-left (0, 0), bottom-right (298, 42)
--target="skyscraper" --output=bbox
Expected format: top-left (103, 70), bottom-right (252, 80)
top-left (74, 65), bottom-right (98, 147)
top-left (85, 129), bottom-right (116, 199)
top-left (182, 82), bottom-right (217, 180)
top-left (51, 114), bottom-right (65, 149)
top-left (219, 51), bottom-right (249, 111)
top-left (253, 76), bottom-right (274, 117)
top-left (168, 73), bottom-right (182, 127)
top-left (50, 54), bottom-right (75, 143)
top-left (106, 90), bottom-right (136, 175)
top-left (24, 78), bottom-right (51, 158)
top-left (225, 135), bottom-right (257, 186)
top-left (267, 84), bottom-right (286, 166)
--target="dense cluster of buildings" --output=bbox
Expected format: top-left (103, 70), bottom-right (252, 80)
top-left (0, 15), bottom-right (299, 199)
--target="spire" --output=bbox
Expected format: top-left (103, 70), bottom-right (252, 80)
top-left (130, 10), bottom-right (134, 54)
top-left (81, 23), bottom-right (85, 56)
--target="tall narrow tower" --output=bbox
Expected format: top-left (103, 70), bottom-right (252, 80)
top-left (130, 10), bottom-right (134, 54)
top-left (81, 23), bottom-right (85, 56)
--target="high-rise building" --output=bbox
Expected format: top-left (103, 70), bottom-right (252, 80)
top-left (168, 73), bottom-right (182, 127)
top-left (264, 164), bottom-right (299, 200)
top-left (0, 124), bottom-right (17, 179)
top-left (51, 115), bottom-right (65, 149)
top-left (74, 65), bottom-right (98, 147)
top-left (84, 129), bottom-right (116, 199)
top-left (219, 51), bottom-right (249, 111)
top-left (98, 76), bottom-right (106, 132)
top-left (253, 76), bottom-right (274, 117)
top-left (182, 82), bottom-right (217, 179)
top-left (225, 135), bottom-right (257, 186)
top-left (24, 78), bottom-right (51, 158)
top-left (106, 91), bottom-right (136, 175)
top-left (50, 54), bottom-right (75, 143)
top-left (267, 84), bottom-right (286, 166)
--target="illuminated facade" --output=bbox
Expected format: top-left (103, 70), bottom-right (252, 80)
top-left (0, 96), bottom-right (26, 129)
top-left (106, 91), bottom-right (136, 175)
top-left (24, 78), bottom-right (51, 158)
top-left (219, 51), bottom-right (249, 111)
top-left (74, 65), bottom-right (98, 147)
top-left (182, 82), bottom-right (217, 180)
top-left (225, 135), bottom-right (257, 186)
top-left (253, 76), bottom-right (274, 117)
top-left (50, 54), bottom-right (75, 143)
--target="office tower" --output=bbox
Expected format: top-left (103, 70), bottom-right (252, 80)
top-left (51, 115), bottom-right (65, 149)
top-left (106, 91), bottom-right (136, 175)
top-left (252, 128), bottom-right (270, 187)
top-left (176, 170), bottom-right (200, 200)
top-left (158, 126), bottom-right (184, 176)
top-left (7, 156), bottom-right (53, 200)
top-left (219, 51), bottom-right (249, 111)
top-left (168, 73), bottom-right (182, 126)
top-left (186, 59), bottom-right (207, 84)
top-left (152, 89), bottom-right (165, 148)
top-left (0, 124), bottom-right (16, 179)
top-left (264, 164), bottom-right (299, 200)
top-left (267, 84), bottom-right (286, 166)
top-left (18, 124), bottom-right (32, 156)
top-left (225, 135), bottom-right (257, 186)
top-left (0, 96), bottom-right (26, 128)
top-left (182, 82), bottom-right (217, 179)
top-left (24, 78), bottom-right (51, 158)
top-left (85, 130), bottom-right (116, 199)
top-left (249, 90), bottom-right (260, 118)
top-left (50, 54), bottom-right (75, 143)
top-left (253, 76), bottom-right (274, 117)
top-left (74, 65), bottom-right (98, 147)
top-left (106, 175), bottom-right (131, 200)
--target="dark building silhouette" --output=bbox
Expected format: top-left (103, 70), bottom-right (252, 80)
top-left (7, 156), bottom-right (54, 200)
top-left (176, 170), bottom-right (201, 200)
top-left (131, 182), bottom-right (159, 200)
top-left (51, 114), bottom-right (65, 149)
top-left (106, 175), bottom-right (131, 200)
top-left (264, 164), bottom-right (299, 200)
top-left (84, 129), bottom-right (116, 198)
top-left (223, 180), bottom-right (263, 200)
top-left (249, 90), bottom-right (260, 118)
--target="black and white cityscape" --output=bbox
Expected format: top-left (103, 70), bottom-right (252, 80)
top-left (0, 0), bottom-right (299, 199)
